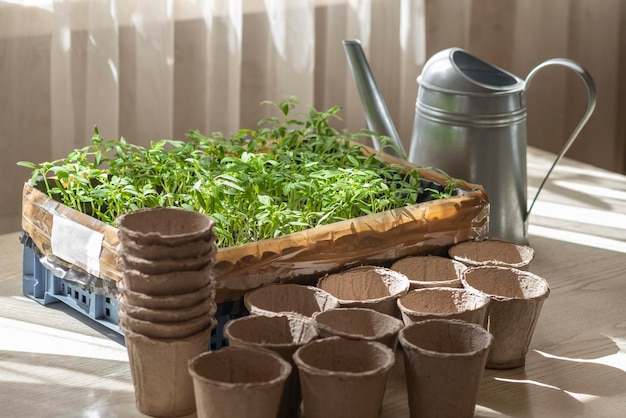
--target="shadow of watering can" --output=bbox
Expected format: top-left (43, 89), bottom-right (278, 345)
top-left (343, 39), bottom-right (596, 245)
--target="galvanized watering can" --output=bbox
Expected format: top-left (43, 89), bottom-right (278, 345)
top-left (343, 40), bottom-right (596, 244)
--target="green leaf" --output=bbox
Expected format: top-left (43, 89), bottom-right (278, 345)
top-left (258, 195), bottom-right (273, 206)
top-left (16, 161), bottom-right (39, 169)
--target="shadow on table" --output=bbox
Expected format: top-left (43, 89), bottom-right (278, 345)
top-left (476, 341), bottom-right (626, 417)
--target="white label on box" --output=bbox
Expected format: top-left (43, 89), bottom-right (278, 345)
top-left (51, 215), bottom-right (104, 277)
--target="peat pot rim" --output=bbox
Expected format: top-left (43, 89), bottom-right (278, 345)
top-left (116, 279), bottom-right (216, 309)
top-left (243, 283), bottom-right (340, 318)
top-left (312, 307), bottom-right (404, 340)
top-left (293, 336), bottom-right (395, 378)
top-left (461, 266), bottom-right (551, 302)
top-left (188, 346), bottom-right (292, 389)
top-left (316, 266), bottom-right (410, 304)
top-left (223, 313), bottom-right (319, 348)
top-left (390, 255), bottom-right (467, 288)
top-left (116, 207), bottom-right (216, 245)
top-left (119, 309), bottom-right (216, 339)
top-left (448, 239), bottom-right (535, 269)
top-left (398, 318), bottom-right (493, 358)
top-left (396, 287), bottom-right (491, 317)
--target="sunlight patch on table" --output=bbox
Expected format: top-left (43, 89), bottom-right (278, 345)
top-left (528, 225), bottom-right (626, 253)
top-left (0, 360), bottom-right (133, 392)
top-left (535, 349), bottom-right (595, 363)
top-left (536, 347), bottom-right (626, 384)
top-left (529, 201), bottom-right (626, 230)
top-left (0, 317), bottom-right (128, 361)
top-left (550, 180), bottom-right (626, 202)
top-left (528, 160), bottom-right (626, 183)
top-left (494, 377), bottom-right (561, 391)
top-left (494, 376), bottom-right (600, 403)
top-left (474, 405), bottom-right (505, 417)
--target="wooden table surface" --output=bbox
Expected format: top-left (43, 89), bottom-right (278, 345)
top-left (2, 147), bottom-right (626, 417)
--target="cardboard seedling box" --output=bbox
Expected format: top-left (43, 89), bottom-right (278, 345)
top-left (22, 147), bottom-right (488, 303)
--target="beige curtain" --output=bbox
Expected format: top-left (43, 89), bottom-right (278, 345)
top-left (425, 0), bottom-right (625, 179)
top-left (2, 0), bottom-right (425, 150)
top-left (1, 0), bottom-right (624, 234)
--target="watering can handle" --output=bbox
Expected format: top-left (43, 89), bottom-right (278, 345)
top-left (525, 58), bottom-right (597, 217)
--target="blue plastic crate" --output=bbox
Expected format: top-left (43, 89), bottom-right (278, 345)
top-left (22, 243), bottom-right (246, 349)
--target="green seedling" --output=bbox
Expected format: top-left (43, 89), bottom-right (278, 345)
top-left (18, 98), bottom-right (456, 248)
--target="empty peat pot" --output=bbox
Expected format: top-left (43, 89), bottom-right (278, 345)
top-left (224, 314), bottom-right (319, 418)
top-left (293, 336), bottom-right (395, 418)
top-left (449, 239), bottom-right (535, 270)
top-left (244, 283), bottom-right (340, 318)
top-left (312, 307), bottom-right (404, 351)
top-left (391, 255), bottom-right (466, 289)
top-left (188, 346), bottom-right (291, 418)
top-left (317, 265), bottom-right (410, 317)
top-left (125, 326), bottom-right (213, 417)
top-left (116, 207), bottom-right (216, 246)
top-left (398, 319), bottom-right (493, 418)
top-left (462, 266), bottom-right (550, 369)
top-left (396, 287), bottom-right (490, 327)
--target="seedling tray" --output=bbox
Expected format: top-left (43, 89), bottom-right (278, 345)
top-left (21, 148), bottom-right (489, 303)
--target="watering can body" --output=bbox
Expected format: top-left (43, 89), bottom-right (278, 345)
top-left (408, 48), bottom-right (595, 244)
top-left (343, 40), bottom-right (596, 245)
top-left (409, 48), bottom-right (531, 243)
top-left (411, 102), bottom-right (528, 243)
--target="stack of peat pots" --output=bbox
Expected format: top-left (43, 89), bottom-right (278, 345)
top-left (115, 207), bottom-right (218, 417)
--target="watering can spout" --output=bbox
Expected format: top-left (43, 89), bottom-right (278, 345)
top-left (342, 39), bottom-right (405, 158)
